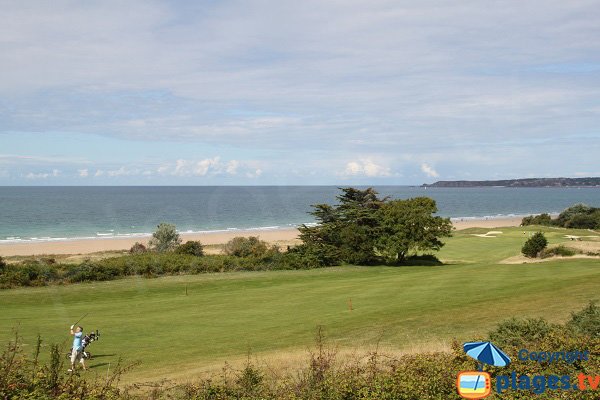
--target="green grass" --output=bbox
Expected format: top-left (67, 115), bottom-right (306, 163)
top-left (0, 226), bottom-right (598, 382)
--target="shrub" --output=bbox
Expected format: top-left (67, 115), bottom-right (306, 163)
top-left (488, 317), bottom-right (555, 348)
top-left (129, 242), bottom-right (147, 254)
top-left (555, 203), bottom-right (594, 226)
top-left (539, 245), bottom-right (577, 258)
top-left (520, 213), bottom-right (553, 226)
top-left (565, 213), bottom-right (599, 229)
top-left (0, 256), bottom-right (5, 272)
top-left (521, 232), bottom-right (548, 258)
top-left (554, 203), bottom-right (600, 229)
top-left (223, 236), bottom-right (269, 257)
top-left (148, 222), bottom-right (181, 252)
top-left (567, 301), bottom-right (600, 338)
top-left (175, 240), bottom-right (204, 257)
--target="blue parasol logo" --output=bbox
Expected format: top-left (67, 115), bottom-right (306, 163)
top-left (463, 341), bottom-right (511, 369)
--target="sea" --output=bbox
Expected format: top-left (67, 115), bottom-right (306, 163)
top-left (0, 186), bottom-right (599, 244)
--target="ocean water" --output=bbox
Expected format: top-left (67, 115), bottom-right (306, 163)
top-left (0, 186), bottom-right (599, 243)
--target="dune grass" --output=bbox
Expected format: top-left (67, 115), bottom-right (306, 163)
top-left (0, 226), bottom-right (598, 382)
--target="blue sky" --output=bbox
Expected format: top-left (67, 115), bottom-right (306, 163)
top-left (1, 0), bottom-right (599, 185)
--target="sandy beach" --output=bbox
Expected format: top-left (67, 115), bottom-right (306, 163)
top-left (0, 217), bottom-right (524, 257)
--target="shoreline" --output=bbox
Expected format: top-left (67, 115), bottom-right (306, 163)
top-left (0, 216), bottom-right (524, 257)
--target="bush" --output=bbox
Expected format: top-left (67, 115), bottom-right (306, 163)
top-left (0, 250), bottom-right (333, 289)
top-left (489, 317), bottom-right (555, 348)
top-left (521, 204), bottom-right (600, 229)
top-left (521, 232), bottom-right (548, 258)
top-left (0, 256), bottom-right (5, 272)
top-left (556, 203), bottom-right (593, 226)
top-left (555, 203), bottom-right (600, 229)
top-left (129, 242), bottom-right (147, 254)
top-left (175, 240), bottom-right (204, 257)
top-left (521, 213), bottom-right (553, 226)
top-left (223, 236), bottom-right (269, 257)
top-left (565, 212), bottom-right (600, 229)
top-left (567, 301), bottom-right (600, 338)
top-left (148, 222), bottom-right (181, 252)
top-left (540, 245), bottom-right (578, 258)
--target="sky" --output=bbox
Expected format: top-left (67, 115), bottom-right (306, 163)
top-left (1, 0), bottom-right (599, 185)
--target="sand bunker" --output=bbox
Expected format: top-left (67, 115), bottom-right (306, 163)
top-left (500, 254), bottom-right (600, 264)
top-left (562, 241), bottom-right (600, 253)
top-left (471, 231), bottom-right (503, 238)
top-left (564, 234), bottom-right (600, 241)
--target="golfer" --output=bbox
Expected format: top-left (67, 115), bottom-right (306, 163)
top-left (68, 325), bottom-right (87, 372)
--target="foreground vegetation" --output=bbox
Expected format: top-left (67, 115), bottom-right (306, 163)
top-left (2, 303), bottom-right (598, 399)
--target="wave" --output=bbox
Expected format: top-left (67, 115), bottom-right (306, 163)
top-left (0, 223), bottom-right (310, 244)
top-left (0, 212), bottom-right (561, 245)
top-left (449, 212), bottom-right (560, 221)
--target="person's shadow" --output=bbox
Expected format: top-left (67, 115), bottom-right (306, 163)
top-left (89, 362), bottom-right (109, 369)
top-left (90, 354), bottom-right (116, 359)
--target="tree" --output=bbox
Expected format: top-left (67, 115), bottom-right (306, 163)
top-left (223, 236), bottom-right (268, 257)
top-left (521, 213), bottom-right (552, 226)
top-left (565, 213), bottom-right (599, 229)
top-left (298, 188), bottom-right (452, 265)
top-left (375, 197), bottom-right (452, 263)
top-left (129, 242), bottom-right (147, 254)
top-left (176, 240), bottom-right (204, 257)
top-left (148, 223), bottom-right (181, 252)
top-left (521, 232), bottom-right (548, 258)
top-left (555, 204), bottom-right (594, 227)
top-left (299, 187), bottom-right (386, 265)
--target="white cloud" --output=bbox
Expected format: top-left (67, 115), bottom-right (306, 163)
top-left (24, 169), bottom-right (60, 179)
top-left (106, 166), bottom-right (140, 177)
top-left (421, 163), bottom-right (439, 178)
top-left (226, 160), bottom-right (239, 175)
top-left (94, 170), bottom-right (104, 177)
top-left (344, 160), bottom-right (390, 177)
top-left (170, 158), bottom-right (224, 176)
top-left (193, 157), bottom-right (220, 176)
top-left (161, 157), bottom-right (252, 177)
top-left (156, 164), bottom-right (170, 174)
top-left (246, 168), bottom-right (262, 178)
top-left (78, 168), bottom-right (89, 177)
top-left (342, 159), bottom-right (391, 177)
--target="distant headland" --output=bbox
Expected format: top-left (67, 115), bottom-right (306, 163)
top-left (422, 177), bottom-right (600, 188)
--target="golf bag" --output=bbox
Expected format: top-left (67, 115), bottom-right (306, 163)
top-left (67, 330), bottom-right (100, 360)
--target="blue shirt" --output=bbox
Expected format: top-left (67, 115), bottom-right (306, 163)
top-left (73, 332), bottom-right (83, 350)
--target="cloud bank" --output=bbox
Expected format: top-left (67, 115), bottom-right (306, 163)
top-left (0, 1), bottom-right (599, 184)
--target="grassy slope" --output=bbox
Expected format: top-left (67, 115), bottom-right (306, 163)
top-left (0, 226), bottom-right (598, 382)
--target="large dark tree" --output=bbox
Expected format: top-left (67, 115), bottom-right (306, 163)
top-left (375, 197), bottom-right (452, 263)
top-left (298, 188), bottom-right (452, 265)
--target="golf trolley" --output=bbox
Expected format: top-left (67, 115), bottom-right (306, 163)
top-left (67, 330), bottom-right (100, 360)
